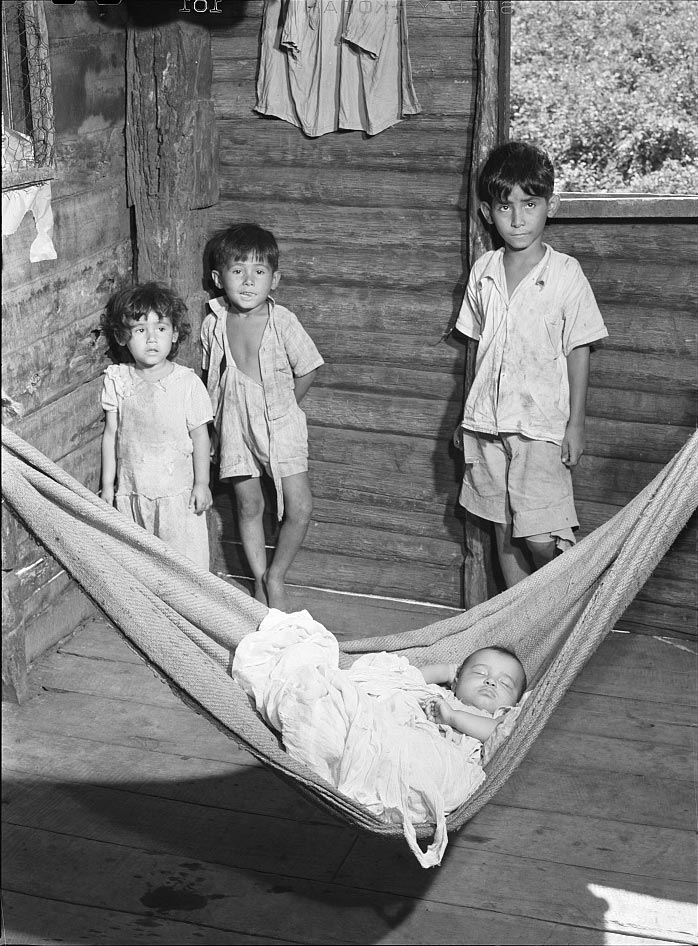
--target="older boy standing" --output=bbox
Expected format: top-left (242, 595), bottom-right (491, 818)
top-left (456, 142), bottom-right (608, 587)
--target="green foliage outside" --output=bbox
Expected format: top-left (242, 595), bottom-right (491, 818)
top-left (509, 0), bottom-right (698, 194)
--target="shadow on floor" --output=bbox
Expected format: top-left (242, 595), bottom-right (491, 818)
top-left (1, 764), bottom-right (617, 945)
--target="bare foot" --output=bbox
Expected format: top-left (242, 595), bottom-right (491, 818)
top-left (263, 571), bottom-right (290, 612)
top-left (253, 577), bottom-right (268, 605)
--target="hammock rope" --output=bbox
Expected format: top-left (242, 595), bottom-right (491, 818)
top-left (2, 424), bottom-right (697, 837)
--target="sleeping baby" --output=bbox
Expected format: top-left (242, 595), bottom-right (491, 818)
top-left (418, 646), bottom-right (527, 743)
top-left (232, 611), bottom-right (528, 868)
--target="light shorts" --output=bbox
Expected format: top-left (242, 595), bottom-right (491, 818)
top-left (218, 367), bottom-right (308, 482)
top-left (459, 430), bottom-right (578, 546)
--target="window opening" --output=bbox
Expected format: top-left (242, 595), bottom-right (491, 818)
top-left (509, 0), bottom-right (698, 197)
top-left (2, 0), bottom-right (55, 191)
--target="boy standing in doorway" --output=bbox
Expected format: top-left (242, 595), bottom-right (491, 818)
top-left (202, 223), bottom-right (324, 611)
top-left (455, 142), bottom-right (608, 587)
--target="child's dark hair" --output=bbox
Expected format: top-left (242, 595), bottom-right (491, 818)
top-left (101, 282), bottom-right (191, 362)
top-left (478, 141), bottom-right (555, 204)
top-left (208, 222), bottom-right (279, 274)
top-left (457, 645), bottom-right (528, 697)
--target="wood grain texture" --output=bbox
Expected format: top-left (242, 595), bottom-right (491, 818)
top-left (1, 187), bottom-right (131, 293)
top-left (2, 614), bottom-right (694, 943)
top-left (126, 15), bottom-right (218, 358)
top-left (206, 3), bottom-right (476, 605)
top-left (1, 4), bottom-right (132, 691)
top-left (218, 162), bottom-right (467, 208)
top-left (206, 6), bottom-right (696, 634)
top-left (211, 199), bottom-right (463, 245)
top-left (2, 243), bottom-right (132, 347)
top-left (216, 117), bottom-right (474, 171)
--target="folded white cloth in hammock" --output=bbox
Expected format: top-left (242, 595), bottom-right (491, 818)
top-left (232, 609), bottom-right (489, 867)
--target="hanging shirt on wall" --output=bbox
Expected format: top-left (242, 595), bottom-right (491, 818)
top-left (255, 0), bottom-right (421, 138)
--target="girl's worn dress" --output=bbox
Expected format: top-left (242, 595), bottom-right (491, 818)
top-left (101, 363), bottom-right (214, 569)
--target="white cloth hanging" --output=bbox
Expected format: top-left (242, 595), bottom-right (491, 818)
top-left (255, 0), bottom-right (421, 137)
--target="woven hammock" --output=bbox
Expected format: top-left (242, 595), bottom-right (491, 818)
top-left (2, 424), bottom-right (697, 840)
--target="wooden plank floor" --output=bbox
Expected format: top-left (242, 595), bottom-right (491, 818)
top-left (2, 586), bottom-right (697, 946)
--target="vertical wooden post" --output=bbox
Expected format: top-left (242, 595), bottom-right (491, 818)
top-left (126, 13), bottom-right (219, 368)
top-left (498, 0), bottom-right (512, 143)
top-left (462, 0), bottom-right (506, 608)
top-left (2, 571), bottom-right (29, 703)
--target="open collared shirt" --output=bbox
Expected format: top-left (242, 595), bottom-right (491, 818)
top-left (201, 295), bottom-right (324, 517)
top-left (201, 295), bottom-right (324, 421)
top-left (455, 245), bottom-right (608, 446)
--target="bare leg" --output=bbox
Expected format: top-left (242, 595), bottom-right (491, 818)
top-left (493, 520), bottom-right (532, 588)
top-left (264, 471), bottom-right (313, 611)
top-left (232, 477), bottom-right (268, 604)
top-left (525, 534), bottom-right (557, 571)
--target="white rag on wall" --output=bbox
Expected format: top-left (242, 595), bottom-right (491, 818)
top-left (232, 609), bottom-right (488, 868)
top-left (2, 181), bottom-right (57, 262)
top-left (255, 0), bottom-right (421, 137)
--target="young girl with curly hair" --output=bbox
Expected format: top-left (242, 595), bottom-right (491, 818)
top-left (100, 283), bottom-right (213, 569)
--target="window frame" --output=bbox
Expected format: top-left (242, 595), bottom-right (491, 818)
top-left (501, 2), bottom-right (698, 221)
top-left (1, 0), bottom-right (56, 192)
top-left (556, 194), bottom-right (698, 219)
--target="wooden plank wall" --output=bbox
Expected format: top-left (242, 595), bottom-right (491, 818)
top-left (208, 0), bottom-right (477, 606)
top-left (549, 216), bottom-right (697, 639)
top-left (1, 2), bottom-right (131, 684)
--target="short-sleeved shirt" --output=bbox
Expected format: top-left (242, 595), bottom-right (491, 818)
top-left (201, 296), bottom-right (324, 517)
top-left (201, 296), bottom-right (324, 422)
top-left (456, 245), bottom-right (608, 445)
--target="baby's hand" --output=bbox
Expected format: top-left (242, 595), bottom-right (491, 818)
top-left (422, 697), bottom-right (452, 726)
top-left (189, 484), bottom-right (213, 515)
top-left (422, 697), bottom-right (438, 723)
top-left (101, 487), bottom-right (115, 507)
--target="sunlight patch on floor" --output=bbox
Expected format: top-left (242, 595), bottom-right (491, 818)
top-left (587, 883), bottom-right (696, 943)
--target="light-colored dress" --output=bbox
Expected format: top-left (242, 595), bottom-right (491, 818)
top-left (101, 363), bottom-right (213, 569)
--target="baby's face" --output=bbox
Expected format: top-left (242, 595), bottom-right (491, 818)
top-left (453, 648), bottom-right (525, 712)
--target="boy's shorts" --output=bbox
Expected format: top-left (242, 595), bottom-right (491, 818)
top-left (217, 367), bottom-right (308, 482)
top-left (459, 430), bottom-right (578, 546)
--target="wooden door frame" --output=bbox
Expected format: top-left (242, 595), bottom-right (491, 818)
top-left (462, 0), bottom-right (510, 608)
